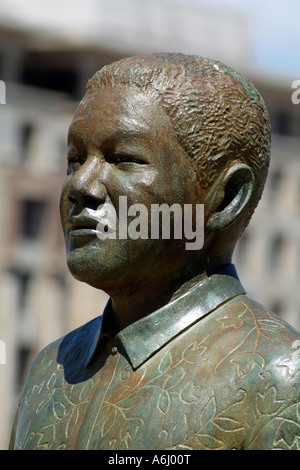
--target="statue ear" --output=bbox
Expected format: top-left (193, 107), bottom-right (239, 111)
top-left (207, 163), bottom-right (255, 232)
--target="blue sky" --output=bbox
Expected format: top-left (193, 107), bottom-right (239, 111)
top-left (199, 0), bottom-right (300, 79)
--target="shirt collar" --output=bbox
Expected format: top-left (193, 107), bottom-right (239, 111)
top-left (85, 265), bottom-right (245, 370)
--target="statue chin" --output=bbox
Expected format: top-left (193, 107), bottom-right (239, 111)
top-left (66, 251), bottom-right (108, 288)
top-left (65, 241), bottom-right (141, 292)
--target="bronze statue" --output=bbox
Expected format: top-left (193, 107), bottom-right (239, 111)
top-left (9, 53), bottom-right (300, 450)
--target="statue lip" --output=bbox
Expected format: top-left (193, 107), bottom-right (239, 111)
top-left (67, 214), bottom-right (98, 235)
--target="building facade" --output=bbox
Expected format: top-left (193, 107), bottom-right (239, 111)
top-left (0, 0), bottom-right (299, 449)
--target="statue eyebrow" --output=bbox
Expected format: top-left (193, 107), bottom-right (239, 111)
top-left (67, 126), bottom-right (87, 151)
top-left (66, 113), bottom-right (155, 159)
top-left (102, 117), bottom-right (154, 149)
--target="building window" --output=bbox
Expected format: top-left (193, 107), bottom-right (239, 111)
top-left (275, 110), bottom-right (291, 136)
top-left (19, 123), bottom-right (33, 161)
top-left (21, 52), bottom-right (77, 98)
top-left (0, 52), bottom-right (3, 78)
top-left (20, 199), bottom-right (47, 240)
top-left (269, 234), bottom-right (284, 274)
top-left (267, 167), bottom-right (283, 208)
top-left (16, 346), bottom-right (32, 388)
top-left (10, 269), bottom-right (31, 315)
top-left (270, 300), bottom-right (283, 318)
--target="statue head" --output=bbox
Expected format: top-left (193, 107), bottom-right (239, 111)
top-left (60, 53), bottom-right (271, 298)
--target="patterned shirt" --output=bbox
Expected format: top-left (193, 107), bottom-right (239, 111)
top-left (9, 267), bottom-right (300, 450)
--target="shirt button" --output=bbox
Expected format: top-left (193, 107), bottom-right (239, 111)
top-left (111, 346), bottom-right (118, 355)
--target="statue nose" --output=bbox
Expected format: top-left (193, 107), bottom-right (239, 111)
top-left (68, 157), bottom-right (107, 208)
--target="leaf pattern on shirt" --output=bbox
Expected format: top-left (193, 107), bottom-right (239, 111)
top-left (11, 296), bottom-right (300, 450)
top-left (18, 362), bottom-right (96, 450)
top-left (215, 301), bottom-right (287, 378)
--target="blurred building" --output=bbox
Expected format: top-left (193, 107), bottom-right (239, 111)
top-left (234, 91), bottom-right (300, 330)
top-left (0, 0), bottom-right (299, 450)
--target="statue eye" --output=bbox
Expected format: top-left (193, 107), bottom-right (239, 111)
top-left (112, 154), bottom-right (147, 166)
top-left (67, 154), bottom-right (86, 173)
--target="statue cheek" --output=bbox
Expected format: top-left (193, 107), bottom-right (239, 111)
top-left (59, 184), bottom-right (72, 231)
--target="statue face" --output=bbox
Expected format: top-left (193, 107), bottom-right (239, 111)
top-left (60, 86), bottom-right (203, 293)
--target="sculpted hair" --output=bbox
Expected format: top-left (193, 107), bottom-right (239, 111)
top-left (87, 53), bottom-right (271, 229)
